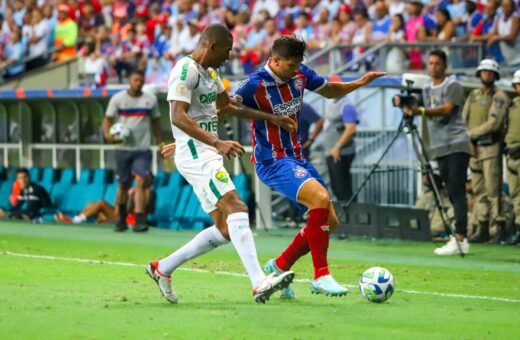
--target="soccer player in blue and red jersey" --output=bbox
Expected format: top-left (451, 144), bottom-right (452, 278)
top-left (232, 36), bottom-right (385, 297)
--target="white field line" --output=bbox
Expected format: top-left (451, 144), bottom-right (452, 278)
top-left (3, 250), bottom-right (520, 303)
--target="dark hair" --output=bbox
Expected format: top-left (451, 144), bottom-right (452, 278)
top-left (436, 9), bottom-right (451, 21)
top-left (271, 35), bottom-right (307, 60)
top-left (393, 14), bottom-right (404, 31)
top-left (429, 49), bottom-right (447, 66)
top-left (354, 8), bottom-right (369, 19)
top-left (17, 167), bottom-right (29, 177)
top-left (130, 69), bottom-right (145, 78)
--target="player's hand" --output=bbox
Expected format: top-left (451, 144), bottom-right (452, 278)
top-left (360, 72), bottom-right (387, 85)
top-left (271, 115), bottom-right (297, 133)
top-left (402, 105), bottom-right (416, 117)
top-left (105, 134), bottom-right (124, 144)
top-left (331, 147), bottom-right (341, 163)
top-left (215, 140), bottom-right (245, 160)
top-left (160, 143), bottom-right (176, 159)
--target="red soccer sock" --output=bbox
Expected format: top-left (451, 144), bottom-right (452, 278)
top-left (305, 208), bottom-right (331, 280)
top-left (275, 226), bottom-right (310, 271)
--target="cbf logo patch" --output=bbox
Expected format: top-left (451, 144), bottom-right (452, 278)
top-left (294, 78), bottom-right (303, 91)
top-left (293, 166), bottom-right (307, 178)
top-left (215, 170), bottom-right (229, 183)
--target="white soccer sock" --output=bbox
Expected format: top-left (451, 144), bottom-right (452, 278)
top-left (158, 225), bottom-right (229, 276)
top-left (227, 212), bottom-right (265, 288)
top-left (72, 214), bottom-right (86, 224)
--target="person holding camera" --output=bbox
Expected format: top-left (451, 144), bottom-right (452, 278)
top-left (504, 70), bottom-right (520, 245)
top-left (401, 50), bottom-right (472, 256)
top-left (462, 59), bottom-right (509, 244)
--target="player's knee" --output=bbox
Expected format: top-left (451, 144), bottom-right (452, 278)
top-left (228, 199), bottom-right (248, 214)
top-left (312, 190), bottom-right (331, 209)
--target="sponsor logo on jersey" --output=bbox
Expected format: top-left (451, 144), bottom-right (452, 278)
top-left (215, 170), bottom-right (229, 183)
top-left (294, 78), bottom-right (303, 91)
top-left (293, 166), bottom-right (307, 178)
top-left (180, 61), bottom-right (190, 81)
top-left (273, 96), bottom-right (302, 116)
top-left (320, 224), bottom-right (330, 232)
top-left (199, 120), bottom-right (218, 132)
top-left (200, 92), bottom-right (217, 104)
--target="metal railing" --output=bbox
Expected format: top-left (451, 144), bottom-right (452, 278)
top-left (305, 41), bottom-right (486, 75)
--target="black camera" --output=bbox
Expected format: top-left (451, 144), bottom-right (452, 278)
top-left (392, 79), bottom-right (424, 108)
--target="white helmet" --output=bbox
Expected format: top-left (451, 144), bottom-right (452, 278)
top-left (476, 59), bottom-right (500, 80)
top-left (512, 70), bottom-right (520, 86)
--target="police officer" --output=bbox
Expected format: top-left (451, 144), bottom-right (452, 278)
top-left (462, 59), bottom-right (510, 243)
top-left (505, 70), bottom-right (520, 245)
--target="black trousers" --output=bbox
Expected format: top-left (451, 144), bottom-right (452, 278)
top-left (436, 152), bottom-right (470, 236)
top-left (326, 153), bottom-right (355, 201)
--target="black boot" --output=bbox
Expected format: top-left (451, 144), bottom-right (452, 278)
top-left (488, 221), bottom-right (507, 244)
top-left (469, 221), bottom-right (489, 243)
top-left (506, 224), bottom-right (520, 245)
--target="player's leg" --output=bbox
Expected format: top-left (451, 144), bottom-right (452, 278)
top-left (216, 190), bottom-right (295, 303)
top-left (131, 150), bottom-right (153, 232)
top-left (114, 150), bottom-right (133, 232)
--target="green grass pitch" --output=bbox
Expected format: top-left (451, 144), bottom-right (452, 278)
top-left (1, 222), bottom-right (519, 339)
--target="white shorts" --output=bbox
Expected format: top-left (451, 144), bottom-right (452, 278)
top-left (175, 147), bottom-right (235, 213)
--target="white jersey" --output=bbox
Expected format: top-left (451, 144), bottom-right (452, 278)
top-left (167, 55), bottom-right (226, 160)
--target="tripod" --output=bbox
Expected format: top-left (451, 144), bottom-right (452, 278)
top-left (337, 116), bottom-right (465, 257)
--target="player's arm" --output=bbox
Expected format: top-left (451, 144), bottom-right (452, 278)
top-left (103, 96), bottom-right (123, 143)
top-left (151, 118), bottom-right (163, 146)
top-left (170, 100), bottom-right (244, 159)
top-left (316, 72), bottom-right (386, 99)
top-left (217, 93), bottom-right (296, 133)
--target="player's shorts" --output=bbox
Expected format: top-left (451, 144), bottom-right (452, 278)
top-left (175, 148), bottom-right (236, 213)
top-left (255, 157), bottom-right (327, 212)
top-left (115, 149), bottom-right (152, 184)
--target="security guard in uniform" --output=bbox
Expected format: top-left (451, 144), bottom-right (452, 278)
top-left (462, 59), bottom-right (510, 243)
top-left (505, 70), bottom-right (520, 245)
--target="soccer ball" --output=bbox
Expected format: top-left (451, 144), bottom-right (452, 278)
top-left (359, 267), bottom-right (394, 303)
top-left (109, 123), bottom-right (130, 140)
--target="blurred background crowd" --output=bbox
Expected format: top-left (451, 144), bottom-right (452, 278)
top-left (0, 0), bottom-right (519, 86)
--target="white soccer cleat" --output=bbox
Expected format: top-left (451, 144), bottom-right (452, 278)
top-left (253, 271), bottom-right (295, 304)
top-left (434, 236), bottom-right (470, 256)
top-left (146, 261), bottom-right (178, 304)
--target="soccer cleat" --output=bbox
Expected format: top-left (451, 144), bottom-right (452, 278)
top-left (434, 235), bottom-right (470, 255)
top-left (54, 212), bottom-right (72, 223)
top-left (145, 261), bottom-right (178, 304)
top-left (264, 259), bottom-right (295, 300)
top-left (133, 224), bottom-right (149, 233)
top-left (114, 221), bottom-right (128, 232)
top-left (253, 271), bottom-right (295, 304)
top-left (310, 275), bottom-right (348, 297)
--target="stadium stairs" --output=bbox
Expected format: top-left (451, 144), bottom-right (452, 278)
top-left (0, 165), bottom-right (251, 230)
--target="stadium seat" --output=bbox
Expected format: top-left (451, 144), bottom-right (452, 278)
top-left (169, 185), bottom-right (193, 230)
top-left (40, 167), bottom-right (58, 193)
top-left (59, 169), bottom-right (93, 215)
top-left (153, 171), bottom-right (169, 188)
top-left (103, 181), bottom-right (118, 206)
top-left (50, 168), bottom-right (76, 210)
top-left (29, 167), bottom-right (42, 182)
top-left (0, 165), bottom-right (6, 180)
top-left (0, 177), bottom-right (14, 210)
top-left (149, 171), bottom-right (185, 228)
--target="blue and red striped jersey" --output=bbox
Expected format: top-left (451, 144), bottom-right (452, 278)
top-left (232, 62), bottom-right (327, 164)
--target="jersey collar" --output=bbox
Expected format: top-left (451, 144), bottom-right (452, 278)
top-left (265, 59), bottom-right (285, 84)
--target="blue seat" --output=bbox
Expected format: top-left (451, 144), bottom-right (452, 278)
top-left (153, 171), bottom-right (169, 189)
top-left (103, 181), bottom-right (118, 205)
top-left (59, 169), bottom-right (93, 214)
top-left (168, 185), bottom-right (193, 230)
top-left (93, 168), bottom-right (112, 184)
top-left (40, 167), bottom-right (58, 194)
top-left (29, 167), bottom-right (42, 182)
top-left (0, 177), bottom-right (14, 210)
top-left (50, 168), bottom-right (76, 210)
top-left (0, 165), bottom-right (6, 180)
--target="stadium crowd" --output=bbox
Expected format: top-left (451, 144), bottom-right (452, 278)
top-left (0, 0), bottom-right (519, 85)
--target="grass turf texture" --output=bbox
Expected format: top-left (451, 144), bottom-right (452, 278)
top-left (1, 222), bottom-right (519, 339)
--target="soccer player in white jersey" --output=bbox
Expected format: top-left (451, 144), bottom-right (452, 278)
top-left (146, 24), bottom-right (297, 304)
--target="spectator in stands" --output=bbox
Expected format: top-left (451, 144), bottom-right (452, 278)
top-left (0, 168), bottom-right (51, 222)
top-left (53, 4), bottom-right (78, 62)
top-left (369, 0), bottom-right (391, 44)
top-left (388, 0), bottom-right (406, 16)
top-left (0, 28), bottom-right (26, 79)
top-left (293, 12), bottom-right (314, 43)
top-left (430, 9), bottom-right (455, 42)
top-left (204, 0), bottom-right (226, 25)
top-left (460, 0), bottom-right (482, 41)
top-left (55, 187), bottom-right (155, 226)
top-left (177, 17), bottom-right (201, 57)
top-left (487, 0), bottom-right (520, 64)
top-left (261, 19), bottom-right (280, 56)
top-left (405, 0), bottom-right (427, 70)
top-left (336, 4), bottom-right (356, 41)
top-left (24, 9), bottom-right (50, 71)
top-left (103, 69), bottom-right (163, 233)
top-left (78, 1), bottom-right (104, 38)
top-left (281, 12), bottom-right (296, 35)
top-left (322, 98), bottom-right (358, 201)
top-left (0, 13), bottom-right (9, 61)
top-left (385, 13), bottom-right (406, 72)
top-left (446, 0), bottom-right (467, 37)
top-left (11, 0), bottom-right (26, 27)
top-left (351, 8), bottom-right (372, 68)
top-left (240, 15), bottom-right (267, 73)
top-left (252, 0), bottom-right (280, 18)
top-left (470, 0), bottom-right (503, 63)
top-left (83, 42), bottom-right (108, 87)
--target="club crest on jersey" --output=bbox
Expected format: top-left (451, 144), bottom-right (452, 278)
top-left (233, 94), bottom-right (243, 103)
top-left (294, 78), bottom-right (303, 91)
top-left (177, 84), bottom-right (187, 95)
top-left (293, 166), bottom-right (307, 178)
top-left (215, 170), bottom-right (229, 183)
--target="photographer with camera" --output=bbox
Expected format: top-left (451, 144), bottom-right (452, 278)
top-left (505, 70), bottom-right (520, 245)
top-left (400, 50), bottom-right (472, 256)
top-left (462, 60), bottom-right (509, 244)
